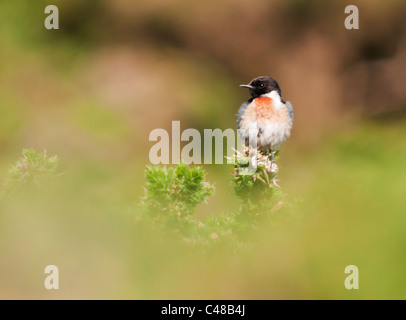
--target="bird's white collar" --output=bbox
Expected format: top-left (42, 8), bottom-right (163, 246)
top-left (262, 90), bottom-right (283, 109)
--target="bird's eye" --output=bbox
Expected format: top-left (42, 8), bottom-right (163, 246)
top-left (259, 83), bottom-right (265, 88)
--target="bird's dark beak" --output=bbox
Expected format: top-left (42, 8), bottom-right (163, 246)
top-left (240, 84), bottom-right (254, 89)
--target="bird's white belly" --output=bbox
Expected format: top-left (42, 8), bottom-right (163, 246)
top-left (239, 113), bottom-right (292, 150)
top-left (238, 92), bottom-right (293, 150)
top-left (257, 119), bottom-right (292, 150)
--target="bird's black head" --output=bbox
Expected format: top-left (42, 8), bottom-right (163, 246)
top-left (240, 76), bottom-right (282, 98)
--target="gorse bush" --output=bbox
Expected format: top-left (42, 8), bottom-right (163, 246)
top-left (2, 149), bottom-right (59, 195)
top-left (138, 162), bottom-right (217, 241)
top-left (140, 148), bottom-right (285, 246)
top-left (229, 147), bottom-right (284, 214)
top-left (1, 148), bottom-right (285, 247)
top-left (143, 162), bottom-right (215, 218)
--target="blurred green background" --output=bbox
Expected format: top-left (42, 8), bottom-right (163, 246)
top-left (1, 0), bottom-right (406, 299)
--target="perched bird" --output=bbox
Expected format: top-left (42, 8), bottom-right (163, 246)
top-left (237, 76), bottom-right (293, 152)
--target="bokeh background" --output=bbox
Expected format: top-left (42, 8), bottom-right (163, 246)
top-left (1, 0), bottom-right (406, 299)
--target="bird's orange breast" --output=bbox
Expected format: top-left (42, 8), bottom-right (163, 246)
top-left (244, 97), bottom-right (276, 120)
top-left (254, 97), bottom-right (274, 118)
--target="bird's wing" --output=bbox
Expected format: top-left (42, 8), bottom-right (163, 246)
top-left (286, 101), bottom-right (294, 121)
top-left (236, 100), bottom-right (251, 129)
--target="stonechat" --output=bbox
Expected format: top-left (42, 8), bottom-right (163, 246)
top-left (237, 76), bottom-right (293, 152)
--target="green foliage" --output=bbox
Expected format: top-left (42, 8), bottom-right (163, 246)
top-left (140, 153), bottom-right (286, 246)
top-left (229, 147), bottom-right (284, 214)
top-left (2, 149), bottom-right (59, 195)
top-left (143, 162), bottom-right (215, 218)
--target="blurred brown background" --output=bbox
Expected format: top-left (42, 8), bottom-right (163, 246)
top-left (2, 0), bottom-right (406, 157)
top-left (58, 0), bottom-right (406, 138)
